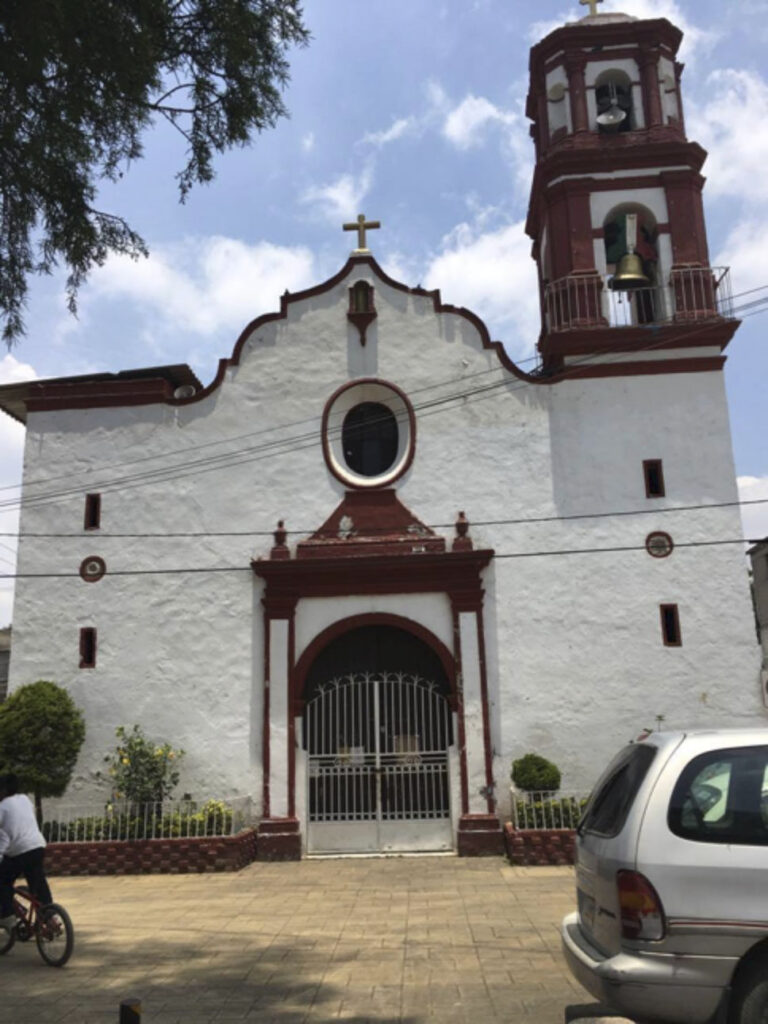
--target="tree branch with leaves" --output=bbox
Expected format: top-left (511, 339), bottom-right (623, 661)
top-left (0, 0), bottom-right (309, 344)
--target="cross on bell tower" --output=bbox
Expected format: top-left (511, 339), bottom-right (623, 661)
top-left (579, 0), bottom-right (604, 15)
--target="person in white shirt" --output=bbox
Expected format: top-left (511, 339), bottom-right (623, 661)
top-left (0, 773), bottom-right (52, 932)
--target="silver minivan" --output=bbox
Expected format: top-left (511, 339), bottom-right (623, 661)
top-left (561, 729), bottom-right (768, 1024)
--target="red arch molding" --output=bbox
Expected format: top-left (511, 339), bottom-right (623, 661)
top-left (290, 612), bottom-right (457, 715)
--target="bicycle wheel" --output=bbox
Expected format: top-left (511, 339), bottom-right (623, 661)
top-left (0, 924), bottom-right (16, 955)
top-left (35, 903), bottom-right (74, 967)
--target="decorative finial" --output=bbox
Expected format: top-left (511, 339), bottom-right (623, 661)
top-left (452, 511), bottom-right (473, 551)
top-left (579, 0), bottom-right (604, 14)
top-left (271, 519), bottom-right (290, 560)
top-left (343, 213), bottom-right (381, 253)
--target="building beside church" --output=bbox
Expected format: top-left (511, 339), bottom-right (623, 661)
top-left (0, 8), bottom-right (763, 857)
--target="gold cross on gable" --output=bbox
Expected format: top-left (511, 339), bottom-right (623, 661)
top-left (580, 0), bottom-right (604, 14)
top-left (343, 213), bottom-right (381, 252)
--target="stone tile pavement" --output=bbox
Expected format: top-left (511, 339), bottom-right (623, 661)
top-left (1, 857), bottom-right (631, 1024)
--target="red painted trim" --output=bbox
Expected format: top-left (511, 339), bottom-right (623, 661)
top-left (526, 139), bottom-right (706, 241)
top-left (560, 356), bottom-right (726, 379)
top-left (645, 531), bottom-right (674, 558)
top-left (79, 555), bottom-right (106, 583)
top-left (452, 603), bottom-right (470, 816)
top-left (262, 609), bottom-right (271, 819)
top-left (254, 549), bottom-right (493, 617)
top-left (529, 19), bottom-right (683, 82)
top-left (288, 614), bottom-right (296, 819)
top-left (475, 607), bottom-right (495, 814)
top-left (541, 318), bottom-right (738, 357)
top-left (321, 378), bottom-right (416, 490)
top-left (291, 612), bottom-right (457, 714)
top-left (297, 489), bottom-right (444, 559)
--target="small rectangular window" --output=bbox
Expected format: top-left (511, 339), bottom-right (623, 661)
top-left (84, 494), bottom-right (101, 530)
top-left (79, 627), bottom-right (97, 668)
top-left (643, 459), bottom-right (665, 498)
top-left (660, 604), bottom-right (681, 646)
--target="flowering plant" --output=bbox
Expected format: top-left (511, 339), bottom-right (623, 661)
top-left (101, 725), bottom-right (184, 810)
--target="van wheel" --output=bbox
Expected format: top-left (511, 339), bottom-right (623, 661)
top-left (731, 955), bottom-right (768, 1024)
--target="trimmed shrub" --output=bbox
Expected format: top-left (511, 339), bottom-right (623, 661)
top-left (511, 752), bottom-right (562, 793)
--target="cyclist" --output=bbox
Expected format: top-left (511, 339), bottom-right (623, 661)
top-left (0, 773), bottom-right (52, 932)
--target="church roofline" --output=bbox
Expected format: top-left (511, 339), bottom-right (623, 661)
top-left (0, 364), bottom-right (202, 425)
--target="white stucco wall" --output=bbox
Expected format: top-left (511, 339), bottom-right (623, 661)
top-left (7, 262), bottom-right (764, 819)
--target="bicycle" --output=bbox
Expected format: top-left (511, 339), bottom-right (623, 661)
top-left (0, 886), bottom-right (74, 967)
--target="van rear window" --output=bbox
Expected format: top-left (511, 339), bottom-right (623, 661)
top-left (580, 744), bottom-right (657, 838)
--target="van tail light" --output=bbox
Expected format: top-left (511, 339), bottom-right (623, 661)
top-left (617, 870), bottom-right (666, 941)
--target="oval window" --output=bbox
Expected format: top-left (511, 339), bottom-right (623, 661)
top-left (342, 402), bottom-right (398, 477)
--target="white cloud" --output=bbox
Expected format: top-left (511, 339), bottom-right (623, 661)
top-left (301, 132), bottom-right (315, 152)
top-left (0, 355), bottom-right (38, 627)
top-left (739, 476), bottom-right (768, 543)
top-left (423, 219), bottom-right (540, 356)
top-left (91, 237), bottom-right (318, 337)
top-left (714, 215), bottom-right (768, 298)
top-left (687, 70), bottom-right (768, 203)
top-left (301, 165), bottom-right (373, 224)
top-left (362, 117), bottom-right (415, 148)
top-left (443, 95), bottom-right (517, 150)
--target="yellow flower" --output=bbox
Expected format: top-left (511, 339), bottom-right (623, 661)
top-left (122, 757), bottom-right (129, 765)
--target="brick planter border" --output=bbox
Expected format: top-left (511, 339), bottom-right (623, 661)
top-left (504, 824), bottom-right (576, 866)
top-left (44, 829), bottom-right (258, 876)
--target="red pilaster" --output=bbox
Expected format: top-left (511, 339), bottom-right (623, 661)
top-left (565, 53), bottom-right (589, 133)
top-left (639, 46), bottom-right (663, 127)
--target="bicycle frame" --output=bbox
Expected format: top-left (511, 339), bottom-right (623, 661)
top-left (1, 885), bottom-right (74, 966)
top-left (11, 885), bottom-right (42, 941)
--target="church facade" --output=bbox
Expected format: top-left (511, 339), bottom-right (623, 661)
top-left (1, 10), bottom-right (763, 857)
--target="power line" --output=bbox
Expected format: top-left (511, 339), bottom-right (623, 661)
top-left (0, 496), bottom-right (765, 540)
top-left (0, 298), bottom-right (764, 514)
top-left (0, 357), bottom-right (541, 497)
top-left (0, 535), bottom-right (758, 581)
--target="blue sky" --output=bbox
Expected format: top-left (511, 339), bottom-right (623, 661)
top-left (2, 0), bottom-right (768, 623)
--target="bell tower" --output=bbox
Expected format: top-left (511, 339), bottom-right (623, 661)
top-left (525, 9), bottom-right (738, 376)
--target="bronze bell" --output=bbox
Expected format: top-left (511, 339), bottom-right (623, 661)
top-left (610, 252), bottom-right (650, 291)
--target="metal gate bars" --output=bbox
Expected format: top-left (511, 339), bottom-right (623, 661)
top-left (305, 672), bottom-right (452, 827)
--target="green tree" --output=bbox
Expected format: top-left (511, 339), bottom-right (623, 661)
top-left (102, 724), bottom-right (184, 810)
top-left (0, 0), bottom-right (309, 344)
top-left (0, 680), bottom-right (86, 821)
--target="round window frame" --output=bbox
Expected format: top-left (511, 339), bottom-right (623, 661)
top-left (322, 378), bottom-right (415, 489)
top-left (645, 531), bottom-right (674, 559)
top-left (79, 555), bottom-right (106, 582)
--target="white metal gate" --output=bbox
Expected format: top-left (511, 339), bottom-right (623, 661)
top-left (305, 672), bottom-right (454, 853)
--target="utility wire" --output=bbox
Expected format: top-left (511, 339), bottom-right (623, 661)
top-left (0, 357), bottom-right (540, 496)
top-left (0, 496), bottom-right (766, 540)
top-left (0, 296), bottom-right (764, 515)
top-left (0, 536), bottom-right (759, 581)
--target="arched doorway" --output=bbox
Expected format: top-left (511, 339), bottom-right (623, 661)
top-left (300, 624), bottom-right (457, 854)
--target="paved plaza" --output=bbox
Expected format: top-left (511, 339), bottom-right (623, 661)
top-left (1, 857), bottom-right (628, 1024)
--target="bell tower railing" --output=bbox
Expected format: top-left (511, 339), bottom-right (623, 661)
top-left (543, 266), bottom-right (734, 333)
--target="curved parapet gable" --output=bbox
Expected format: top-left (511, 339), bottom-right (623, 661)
top-left (175, 253), bottom-right (545, 410)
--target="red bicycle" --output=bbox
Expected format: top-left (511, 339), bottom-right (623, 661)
top-left (0, 886), bottom-right (74, 967)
